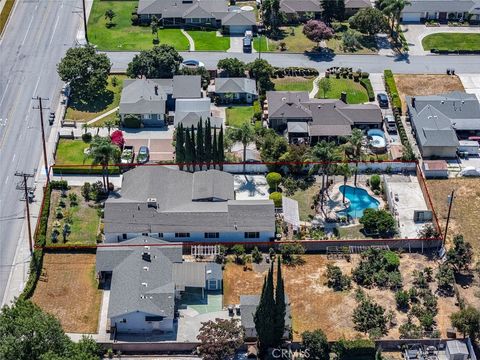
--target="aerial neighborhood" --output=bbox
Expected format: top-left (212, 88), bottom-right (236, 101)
top-left (2, 0), bottom-right (480, 359)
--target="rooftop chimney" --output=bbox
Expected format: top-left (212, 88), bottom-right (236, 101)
top-left (142, 252), bottom-right (151, 262)
top-left (147, 198), bottom-right (157, 209)
top-left (154, 85), bottom-right (159, 96)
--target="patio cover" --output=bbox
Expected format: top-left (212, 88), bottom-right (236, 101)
top-left (287, 121), bottom-right (308, 134)
top-left (282, 197), bottom-right (300, 229)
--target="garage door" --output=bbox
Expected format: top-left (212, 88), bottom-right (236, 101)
top-left (229, 25), bottom-right (251, 34)
top-left (402, 12), bottom-right (422, 22)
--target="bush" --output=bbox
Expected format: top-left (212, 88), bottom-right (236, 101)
top-left (50, 180), bottom-right (69, 190)
top-left (251, 247), bottom-right (262, 264)
top-left (360, 78), bottom-right (375, 101)
top-left (332, 339), bottom-right (375, 360)
top-left (359, 208), bottom-right (396, 237)
top-left (396, 290), bottom-right (410, 310)
top-left (131, 14), bottom-right (139, 25)
top-left (266, 172), bottom-right (282, 191)
top-left (123, 114), bottom-right (141, 128)
top-left (370, 174), bottom-right (381, 190)
top-left (81, 132), bottom-right (92, 143)
top-left (269, 192), bottom-right (282, 207)
top-left (326, 264), bottom-right (351, 291)
top-left (280, 242), bottom-right (305, 265)
top-left (383, 70), bottom-right (402, 114)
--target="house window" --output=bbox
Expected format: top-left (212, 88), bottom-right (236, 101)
top-left (191, 18), bottom-right (200, 23)
top-left (175, 232), bottom-right (190, 238)
top-left (208, 279), bottom-right (217, 290)
top-left (145, 316), bottom-right (164, 322)
top-left (142, 114), bottom-right (151, 120)
top-left (205, 232), bottom-right (219, 239)
top-left (245, 232), bottom-right (260, 239)
top-left (142, 233), bottom-right (148, 236)
top-left (158, 233), bottom-right (163, 238)
top-left (122, 234), bottom-right (127, 240)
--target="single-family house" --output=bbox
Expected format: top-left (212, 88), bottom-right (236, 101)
top-left (279, 0), bottom-right (322, 21)
top-left (345, 0), bottom-right (372, 16)
top-left (400, 0), bottom-right (480, 23)
top-left (96, 236), bottom-right (222, 334)
top-left (137, 0), bottom-right (256, 33)
top-left (265, 91), bottom-right (382, 143)
top-left (174, 98), bottom-right (223, 128)
top-left (212, 77), bottom-right (258, 104)
top-left (240, 295), bottom-right (291, 340)
top-left (103, 166), bottom-right (276, 243)
top-left (119, 75), bottom-right (202, 127)
top-left (407, 92), bottom-right (480, 158)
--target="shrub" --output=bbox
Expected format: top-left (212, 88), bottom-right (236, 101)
top-left (395, 290), bottom-right (410, 310)
top-left (332, 339), bottom-right (375, 360)
top-left (82, 132), bottom-right (92, 143)
top-left (123, 114), bottom-right (141, 128)
top-left (266, 172), bottom-right (282, 191)
top-left (251, 247), bottom-right (262, 264)
top-left (81, 182), bottom-right (92, 201)
top-left (131, 14), bottom-right (139, 25)
top-left (50, 180), bottom-right (69, 190)
top-left (269, 192), bottom-right (282, 207)
top-left (383, 70), bottom-right (402, 114)
top-left (359, 208), bottom-right (396, 237)
top-left (360, 78), bottom-right (375, 101)
top-left (280, 242), bottom-right (305, 265)
top-left (370, 174), bottom-right (381, 190)
top-left (326, 264), bottom-right (351, 291)
top-left (352, 298), bottom-right (387, 336)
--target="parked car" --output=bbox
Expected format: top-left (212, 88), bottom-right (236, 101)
top-left (137, 146), bottom-right (149, 164)
top-left (244, 30), bottom-right (253, 38)
top-left (48, 112), bottom-right (55, 125)
top-left (377, 93), bottom-right (389, 108)
top-left (384, 114), bottom-right (397, 133)
top-left (120, 145), bottom-right (135, 164)
top-left (243, 36), bottom-right (252, 53)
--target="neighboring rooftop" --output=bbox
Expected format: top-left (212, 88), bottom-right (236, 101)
top-left (215, 78), bottom-right (258, 95)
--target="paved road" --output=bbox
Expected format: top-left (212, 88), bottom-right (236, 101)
top-left (0, 0), bottom-right (81, 302)
top-left (107, 51), bottom-right (480, 74)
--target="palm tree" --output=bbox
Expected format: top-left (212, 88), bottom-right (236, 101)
top-left (343, 128), bottom-right (364, 186)
top-left (311, 140), bottom-right (338, 212)
top-left (230, 122), bottom-right (256, 173)
top-left (103, 119), bottom-right (116, 135)
top-left (89, 136), bottom-right (120, 193)
top-left (336, 162), bottom-right (352, 203)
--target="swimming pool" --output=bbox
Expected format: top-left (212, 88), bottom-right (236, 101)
top-left (338, 185), bottom-right (380, 218)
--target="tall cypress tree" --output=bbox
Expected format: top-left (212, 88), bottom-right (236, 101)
top-left (196, 119), bottom-right (204, 166)
top-left (273, 258), bottom-right (286, 346)
top-left (218, 125), bottom-right (225, 170)
top-left (212, 126), bottom-right (218, 168)
top-left (254, 263), bottom-right (276, 354)
top-left (190, 124), bottom-right (196, 170)
top-left (175, 124), bottom-right (185, 169)
top-left (205, 118), bottom-right (212, 168)
top-left (335, 0), bottom-right (345, 21)
top-left (185, 127), bottom-right (193, 172)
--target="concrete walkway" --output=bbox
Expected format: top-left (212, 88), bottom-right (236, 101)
top-left (181, 29), bottom-right (195, 51)
top-left (227, 35), bottom-right (243, 53)
top-left (402, 24), bottom-right (480, 55)
top-left (376, 33), bottom-right (395, 56)
top-left (458, 74), bottom-right (480, 101)
top-left (86, 106), bottom-right (118, 125)
top-left (309, 74), bottom-right (323, 98)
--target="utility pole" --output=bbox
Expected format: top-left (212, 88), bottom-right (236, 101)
top-left (444, 189), bottom-right (455, 246)
top-left (15, 172), bottom-right (35, 254)
top-left (82, 0), bottom-right (89, 44)
top-left (33, 96), bottom-right (50, 184)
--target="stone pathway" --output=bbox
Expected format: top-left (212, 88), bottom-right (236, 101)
top-left (181, 29), bottom-right (195, 51)
top-left (309, 74), bottom-right (323, 98)
top-left (86, 106), bottom-right (118, 125)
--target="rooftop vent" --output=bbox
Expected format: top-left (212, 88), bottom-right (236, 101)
top-left (143, 266), bottom-right (149, 271)
top-left (154, 85), bottom-right (159, 96)
top-left (147, 198), bottom-right (157, 209)
top-left (142, 252), bottom-right (151, 262)
top-left (141, 282), bottom-right (148, 287)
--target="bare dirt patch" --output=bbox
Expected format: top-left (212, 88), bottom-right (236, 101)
top-left (427, 178), bottom-right (480, 255)
top-left (224, 253), bottom-right (459, 341)
top-left (394, 75), bottom-right (464, 113)
top-left (32, 253), bottom-right (102, 333)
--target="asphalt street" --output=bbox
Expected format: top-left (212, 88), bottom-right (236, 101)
top-left (0, 0), bottom-right (81, 302)
top-left (107, 51), bottom-right (480, 74)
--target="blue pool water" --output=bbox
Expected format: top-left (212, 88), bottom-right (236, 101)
top-left (338, 185), bottom-right (380, 218)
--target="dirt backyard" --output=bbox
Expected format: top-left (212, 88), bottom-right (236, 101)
top-left (32, 253), bottom-right (102, 333)
top-left (394, 75), bottom-right (464, 113)
top-left (224, 253), bottom-right (459, 341)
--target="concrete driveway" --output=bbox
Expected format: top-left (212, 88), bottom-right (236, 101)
top-left (458, 74), bottom-right (480, 101)
top-left (402, 24), bottom-right (480, 55)
top-left (228, 36), bottom-right (244, 53)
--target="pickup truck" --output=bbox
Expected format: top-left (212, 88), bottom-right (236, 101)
top-left (120, 145), bottom-right (135, 165)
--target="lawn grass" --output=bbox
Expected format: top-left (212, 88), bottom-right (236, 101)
top-left (422, 33), bottom-right (480, 51)
top-left (316, 77), bottom-right (368, 104)
top-left (226, 106), bottom-right (254, 128)
top-left (254, 26), bottom-right (316, 53)
top-left (55, 139), bottom-right (93, 165)
top-left (65, 75), bottom-right (126, 123)
top-left (187, 30), bottom-right (230, 51)
top-left (289, 181), bottom-right (320, 221)
top-left (88, 0), bottom-right (189, 51)
top-left (0, 0), bottom-right (15, 35)
top-left (32, 253), bottom-right (102, 333)
top-left (46, 187), bottom-right (100, 246)
top-left (326, 23), bottom-right (378, 54)
top-left (253, 35), bottom-right (277, 52)
top-left (273, 76), bottom-right (315, 93)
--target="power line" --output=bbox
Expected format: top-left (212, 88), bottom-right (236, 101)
top-left (15, 171), bottom-right (35, 255)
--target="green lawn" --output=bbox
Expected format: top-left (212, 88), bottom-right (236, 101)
top-left (88, 0), bottom-right (189, 50)
top-left (316, 78), bottom-right (369, 104)
top-left (254, 26), bottom-right (316, 53)
top-left (65, 75), bottom-right (126, 123)
top-left (46, 187), bottom-right (100, 246)
top-left (289, 182), bottom-right (320, 222)
top-left (422, 33), bottom-right (480, 51)
top-left (226, 106), bottom-right (254, 128)
top-left (326, 34), bottom-right (377, 54)
top-left (187, 30), bottom-right (230, 51)
top-left (56, 139), bottom-right (93, 165)
top-left (273, 76), bottom-right (315, 92)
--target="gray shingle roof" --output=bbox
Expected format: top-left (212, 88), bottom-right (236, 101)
top-left (97, 236), bottom-right (222, 319)
top-left (221, 11), bottom-right (256, 25)
top-left (280, 0), bottom-right (322, 13)
top-left (173, 75), bottom-right (202, 99)
top-left (267, 91), bottom-right (312, 119)
top-left (104, 167), bottom-right (275, 234)
top-left (174, 98), bottom-right (223, 128)
top-left (345, 0), bottom-right (371, 9)
top-left (119, 79), bottom-right (170, 115)
top-left (215, 78), bottom-right (257, 95)
top-left (138, 0), bottom-right (228, 17)
top-left (404, 0), bottom-right (478, 13)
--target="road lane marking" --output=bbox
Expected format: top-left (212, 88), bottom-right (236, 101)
top-left (48, 15), bottom-right (61, 47)
top-left (0, 80), bottom-right (11, 108)
top-left (4, 176), bottom-right (9, 185)
top-left (21, 14), bottom-right (35, 47)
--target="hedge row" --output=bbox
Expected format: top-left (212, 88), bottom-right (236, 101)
top-left (19, 185), bottom-right (53, 300)
top-left (360, 78), bottom-right (375, 102)
top-left (431, 49), bottom-right (480, 54)
top-left (333, 338), bottom-right (376, 359)
top-left (383, 70), bottom-right (402, 114)
top-left (52, 166), bottom-right (120, 175)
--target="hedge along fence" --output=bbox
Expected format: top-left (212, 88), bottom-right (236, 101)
top-left (18, 184), bottom-right (52, 300)
top-left (383, 70), bottom-right (402, 115)
top-left (52, 165), bottom-right (120, 175)
top-left (360, 78), bottom-right (375, 102)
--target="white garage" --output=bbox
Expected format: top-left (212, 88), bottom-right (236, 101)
top-left (401, 12), bottom-right (423, 22)
top-left (228, 24), bottom-right (252, 34)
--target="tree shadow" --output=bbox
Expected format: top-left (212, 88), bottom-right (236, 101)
top-left (68, 89), bottom-right (114, 113)
top-left (455, 272), bottom-right (475, 287)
